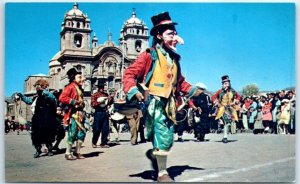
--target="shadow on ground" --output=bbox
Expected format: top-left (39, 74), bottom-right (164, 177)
top-left (215, 139), bottom-right (238, 143)
top-left (175, 138), bottom-right (211, 143)
top-left (193, 139), bottom-right (210, 142)
top-left (52, 148), bottom-right (103, 158)
top-left (82, 151), bottom-right (104, 158)
top-left (115, 140), bottom-right (130, 143)
top-left (108, 142), bottom-right (121, 147)
top-left (53, 148), bottom-right (67, 155)
top-left (129, 165), bottom-right (204, 181)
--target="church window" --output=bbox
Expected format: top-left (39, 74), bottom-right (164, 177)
top-left (135, 40), bottom-right (142, 52)
top-left (77, 22), bottom-right (80, 28)
top-left (137, 30), bottom-right (139, 35)
top-left (74, 34), bottom-right (83, 48)
top-left (108, 77), bottom-right (114, 88)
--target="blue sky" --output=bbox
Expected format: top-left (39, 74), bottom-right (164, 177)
top-left (5, 2), bottom-right (295, 96)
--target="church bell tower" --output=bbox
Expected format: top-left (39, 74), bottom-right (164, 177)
top-left (60, 3), bottom-right (92, 51)
top-left (119, 9), bottom-right (149, 60)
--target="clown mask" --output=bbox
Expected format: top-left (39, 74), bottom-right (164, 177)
top-left (222, 81), bottom-right (231, 91)
top-left (158, 29), bottom-right (184, 52)
top-left (74, 74), bottom-right (85, 86)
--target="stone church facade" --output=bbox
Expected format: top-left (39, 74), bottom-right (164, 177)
top-left (46, 3), bottom-right (149, 113)
top-left (9, 3), bottom-right (150, 122)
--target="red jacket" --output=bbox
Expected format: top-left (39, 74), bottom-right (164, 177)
top-left (59, 82), bottom-right (82, 125)
top-left (123, 48), bottom-right (192, 100)
top-left (211, 88), bottom-right (241, 105)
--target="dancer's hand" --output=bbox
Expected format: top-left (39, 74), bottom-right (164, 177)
top-left (135, 91), bottom-right (144, 101)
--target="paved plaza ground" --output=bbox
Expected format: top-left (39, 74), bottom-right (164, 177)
top-left (4, 130), bottom-right (296, 183)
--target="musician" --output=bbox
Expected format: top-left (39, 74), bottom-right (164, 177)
top-left (91, 80), bottom-right (112, 148)
top-left (189, 82), bottom-right (211, 142)
top-left (17, 79), bottom-right (57, 158)
top-left (123, 12), bottom-right (198, 182)
top-left (211, 75), bottom-right (241, 143)
top-left (59, 68), bottom-right (86, 160)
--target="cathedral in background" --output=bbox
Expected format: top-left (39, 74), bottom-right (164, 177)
top-left (8, 3), bottom-right (150, 121)
top-left (25, 3), bottom-right (149, 115)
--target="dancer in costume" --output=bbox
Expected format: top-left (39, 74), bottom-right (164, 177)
top-left (59, 68), bottom-right (86, 160)
top-left (17, 79), bottom-right (57, 158)
top-left (189, 82), bottom-right (211, 142)
top-left (123, 11), bottom-right (198, 182)
top-left (211, 75), bottom-right (241, 143)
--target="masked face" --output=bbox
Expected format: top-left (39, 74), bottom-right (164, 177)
top-left (74, 74), bottom-right (84, 86)
top-left (222, 81), bottom-right (230, 91)
top-left (34, 84), bottom-right (42, 91)
top-left (34, 84), bottom-right (46, 95)
top-left (157, 29), bottom-right (184, 52)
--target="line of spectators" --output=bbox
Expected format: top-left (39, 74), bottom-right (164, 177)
top-left (235, 90), bottom-right (296, 134)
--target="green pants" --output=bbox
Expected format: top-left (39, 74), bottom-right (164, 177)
top-left (67, 117), bottom-right (86, 144)
top-left (146, 97), bottom-right (174, 153)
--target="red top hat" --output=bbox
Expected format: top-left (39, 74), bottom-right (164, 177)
top-left (150, 12), bottom-right (178, 36)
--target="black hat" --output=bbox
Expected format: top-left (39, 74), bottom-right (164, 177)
top-left (95, 79), bottom-right (105, 88)
top-left (221, 75), bottom-right (230, 83)
top-left (269, 92), bottom-right (275, 96)
top-left (150, 12), bottom-right (178, 36)
top-left (67, 68), bottom-right (82, 80)
top-left (261, 95), bottom-right (267, 99)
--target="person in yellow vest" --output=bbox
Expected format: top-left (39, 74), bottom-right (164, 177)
top-left (123, 12), bottom-right (198, 182)
top-left (211, 75), bottom-right (241, 143)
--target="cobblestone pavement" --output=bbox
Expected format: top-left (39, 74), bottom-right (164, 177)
top-left (4, 130), bottom-right (296, 183)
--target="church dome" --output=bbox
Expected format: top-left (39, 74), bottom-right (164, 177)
top-left (104, 41), bottom-right (115, 47)
top-left (65, 3), bottom-right (87, 18)
top-left (49, 60), bottom-right (61, 67)
top-left (123, 9), bottom-right (147, 27)
top-left (126, 11), bottom-right (141, 25)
